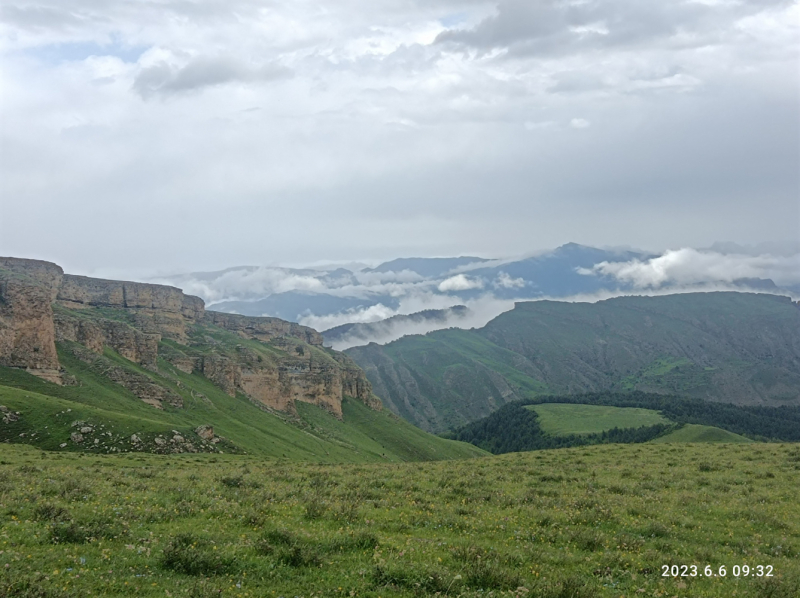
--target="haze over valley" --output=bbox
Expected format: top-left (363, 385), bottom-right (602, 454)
top-left (150, 241), bottom-right (800, 349)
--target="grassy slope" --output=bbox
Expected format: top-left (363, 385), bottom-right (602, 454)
top-left (527, 403), bottom-right (670, 436)
top-left (297, 398), bottom-right (485, 462)
top-left (352, 329), bottom-right (545, 432)
top-left (653, 424), bottom-right (753, 444)
top-left (0, 347), bottom-right (485, 463)
top-left (0, 442), bottom-right (796, 597)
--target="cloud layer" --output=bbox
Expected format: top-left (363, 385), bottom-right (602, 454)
top-left (582, 248), bottom-right (800, 289)
top-left (0, 0), bottom-right (797, 274)
top-left (147, 243), bottom-right (800, 348)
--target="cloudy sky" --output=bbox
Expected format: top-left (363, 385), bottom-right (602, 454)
top-left (1, 0), bottom-right (798, 277)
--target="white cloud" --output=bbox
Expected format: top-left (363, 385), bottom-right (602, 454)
top-left (570, 118), bottom-right (590, 128)
top-left (311, 294), bottom-right (519, 350)
top-left (151, 267), bottom-right (327, 303)
top-left (493, 271), bottom-right (526, 289)
top-left (300, 303), bottom-right (398, 331)
top-left (438, 274), bottom-right (484, 292)
top-left (132, 57), bottom-right (293, 99)
top-left (524, 120), bottom-right (557, 130)
top-left (581, 248), bottom-right (800, 288)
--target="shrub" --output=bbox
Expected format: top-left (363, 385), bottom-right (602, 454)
top-left (331, 492), bottom-right (362, 522)
top-left (220, 476), bottom-right (243, 488)
top-left (160, 533), bottom-right (236, 576)
top-left (571, 530), bottom-right (604, 552)
top-left (59, 479), bottom-right (91, 501)
top-left (261, 528), bottom-right (295, 546)
top-left (33, 503), bottom-right (70, 522)
top-left (0, 570), bottom-right (72, 598)
top-left (642, 522), bottom-right (670, 538)
top-left (327, 532), bottom-right (378, 552)
top-left (276, 544), bottom-right (321, 568)
top-left (372, 565), bottom-right (454, 594)
top-left (465, 562), bottom-right (522, 590)
top-left (303, 495), bottom-right (327, 520)
top-left (537, 575), bottom-right (598, 598)
top-left (50, 519), bottom-right (125, 544)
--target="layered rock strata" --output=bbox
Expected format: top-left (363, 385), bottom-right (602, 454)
top-left (0, 256), bottom-right (378, 417)
top-left (0, 258), bottom-right (63, 383)
top-left (57, 274), bottom-right (204, 342)
top-left (204, 311), bottom-right (323, 345)
top-left (54, 311), bottom-right (160, 371)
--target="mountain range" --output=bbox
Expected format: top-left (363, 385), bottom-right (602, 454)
top-left (345, 292), bottom-right (800, 433)
top-left (152, 243), bottom-right (799, 348)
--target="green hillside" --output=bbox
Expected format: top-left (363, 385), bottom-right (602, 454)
top-left (347, 292), bottom-right (800, 433)
top-left (0, 352), bottom-right (485, 463)
top-left (528, 403), bottom-right (670, 436)
top-left (653, 424), bottom-right (752, 444)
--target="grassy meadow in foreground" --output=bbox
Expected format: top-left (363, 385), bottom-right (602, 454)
top-left (1, 442), bottom-right (798, 598)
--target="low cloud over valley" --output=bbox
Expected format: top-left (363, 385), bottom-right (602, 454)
top-left (151, 242), bottom-right (800, 349)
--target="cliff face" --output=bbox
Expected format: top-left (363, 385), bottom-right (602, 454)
top-left (58, 274), bottom-right (204, 342)
top-left (205, 311), bottom-right (323, 346)
top-left (0, 258), bottom-right (63, 384)
top-left (0, 256), bottom-right (378, 417)
top-left (159, 318), bottom-right (375, 418)
top-left (54, 311), bottom-right (161, 372)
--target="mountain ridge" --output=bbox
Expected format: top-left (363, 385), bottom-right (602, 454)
top-left (346, 292), bottom-right (800, 433)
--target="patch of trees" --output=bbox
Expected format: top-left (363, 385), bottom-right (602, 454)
top-left (444, 402), bottom-right (673, 454)
top-left (445, 391), bottom-right (800, 454)
top-left (524, 392), bottom-right (800, 443)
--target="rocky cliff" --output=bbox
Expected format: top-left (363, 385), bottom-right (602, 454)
top-left (58, 274), bottom-right (204, 342)
top-left (0, 258), bottom-right (63, 384)
top-left (0, 257), bottom-right (378, 417)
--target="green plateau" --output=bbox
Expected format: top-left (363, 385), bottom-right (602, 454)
top-left (526, 403), bottom-right (671, 436)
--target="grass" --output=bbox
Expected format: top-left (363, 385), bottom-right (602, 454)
top-left (652, 424), bottom-right (753, 444)
top-left (0, 358), bottom-right (484, 463)
top-left (0, 442), bottom-right (797, 597)
top-left (528, 403), bottom-right (671, 436)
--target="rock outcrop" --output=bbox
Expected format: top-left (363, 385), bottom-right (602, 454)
top-left (204, 311), bottom-right (322, 345)
top-left (0, 256), bottom-right (379, 417)
top-left (54, 311), bottom-right (161, 371)
top-left (68, 344), bottom-right (183, 409)
top-left (188, 341), bottom-right (376, 417)
top-left (57, 274), bottom-right (204, 341)
top-left (0, 258), bottom-right (64, 384)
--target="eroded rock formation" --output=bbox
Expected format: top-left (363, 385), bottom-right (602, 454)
top-left (0, 258), bottom-right (63, 383)
top-left (57, 274), bottom-right (204, 341)
top-left (0, 256), bottom-right (378, 417)
top-left (204, 311), bottom-right (323, 345)
top-left (54, 311), bottom-right (161, 371)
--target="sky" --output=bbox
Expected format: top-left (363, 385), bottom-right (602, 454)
top-left (1, 0), bottom-right (798, 278)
